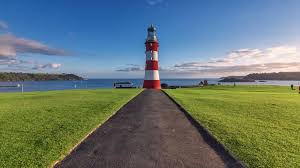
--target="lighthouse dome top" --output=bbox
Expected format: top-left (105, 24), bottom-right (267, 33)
top-left (146, 24), bottom-right (158, 42)
top-left (147, 24), bottom-right (156, 32)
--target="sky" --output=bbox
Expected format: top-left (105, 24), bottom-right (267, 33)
top-left (0, 0), bottom-right (300, 78)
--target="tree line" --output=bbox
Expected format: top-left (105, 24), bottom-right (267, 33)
top-left (244, 72), bottom-right (300, 80)
top-left (0, 72), bottom-right (83, 82)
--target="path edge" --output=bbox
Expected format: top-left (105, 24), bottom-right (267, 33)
top-left (161, 89), bottom-right (247, 168)
top-left (50, 89), bottom-right (144, 168)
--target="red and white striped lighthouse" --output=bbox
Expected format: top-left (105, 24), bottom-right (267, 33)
top-left (143, 24), bottom-right (161, 89)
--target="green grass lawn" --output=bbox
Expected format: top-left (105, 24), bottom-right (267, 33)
top-left (0, 89), bottom-right (141, 168)
top-left (165, 85), bottom-right (300, 168)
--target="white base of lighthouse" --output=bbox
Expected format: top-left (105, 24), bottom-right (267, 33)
top-left (143, 69), bottom-right (161, 89)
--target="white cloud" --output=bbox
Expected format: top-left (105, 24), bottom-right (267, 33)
top-left (116, 64), bottom-right (144, 72)
top-left (32, 63), bottom-right (62, 70)
top-left (0, 58), bottom-right (62, 71)
top-left (0, 34), bottom-right (65, 72)
top-left (0, 22), bottom-right (67, 72)
top-left (170, 45), bottom-right (300, 77)
top-left (0, 59), bottom-right (32, 66)
top-left (146, 0), bottom-right (164, 6)
top-left (0, 34), bottom-right (68, 59)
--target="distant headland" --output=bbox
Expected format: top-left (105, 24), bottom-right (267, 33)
top-left (219, 72), bottom-right (300, 82)
top-left (0, 72), bottom-right (83, 82)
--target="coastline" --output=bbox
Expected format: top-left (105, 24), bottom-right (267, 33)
top-left (1, 78), bottom-right (300, 93)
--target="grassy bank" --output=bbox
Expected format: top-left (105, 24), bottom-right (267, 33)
top-left (165, 85), bottom-right (300, 168)
top-left (0, 89), bottom-right (141, 167)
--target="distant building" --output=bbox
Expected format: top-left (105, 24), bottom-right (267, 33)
top-left (113, 82), bottom-right (133, 88)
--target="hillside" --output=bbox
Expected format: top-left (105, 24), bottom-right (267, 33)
top-left (0, 72), bottom-right (83, 82)
top-left (244, 72), bottom-right (300, 80)
top-left (220, 72), bottom-right (300, 82)
top-left (219, 77), bottom-right (255, 82)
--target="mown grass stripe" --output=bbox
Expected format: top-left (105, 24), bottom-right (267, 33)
top-left (0, 89), bottom-right (141, 168)
top-left (165, 85), bottom-right (300, 168)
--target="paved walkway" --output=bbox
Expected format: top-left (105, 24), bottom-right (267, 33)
top-left (55, 89), bottom-right (243, 168)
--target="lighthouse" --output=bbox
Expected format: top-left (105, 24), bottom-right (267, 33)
top-left (143, 24), bottom-right (161, 89)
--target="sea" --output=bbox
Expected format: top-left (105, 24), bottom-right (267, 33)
top-left (0, 79), bottom-right (300, 93)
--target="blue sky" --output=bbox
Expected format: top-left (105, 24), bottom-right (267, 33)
top-left (0, 0), bottom-right (300, 78)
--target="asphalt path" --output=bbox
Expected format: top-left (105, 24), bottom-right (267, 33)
top-left (55, 89), bottom-right (244, 168)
